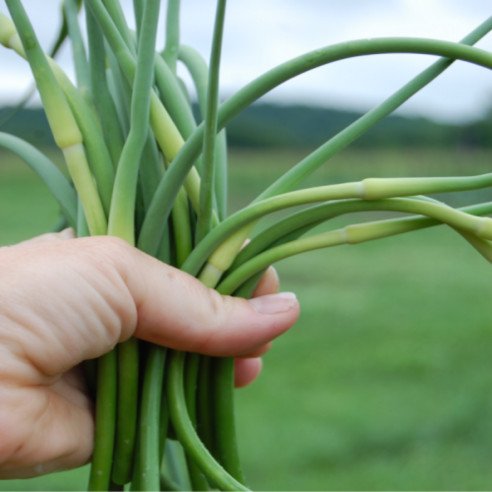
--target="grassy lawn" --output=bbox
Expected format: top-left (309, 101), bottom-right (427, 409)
top-left (1, 147), bottom-right (492, 490)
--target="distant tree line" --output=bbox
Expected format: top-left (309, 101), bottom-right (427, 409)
top-left (1, 103), bottom-right (491, 149)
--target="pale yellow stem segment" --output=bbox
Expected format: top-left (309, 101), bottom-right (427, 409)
top-left (149, 92), bottom-right (201, 211)
top-left (198, 224), bottom-right (256, 286)
top-left (64, 144), bottom-right (107, 235)
top-left (0, 12), bottom-right (107, 236)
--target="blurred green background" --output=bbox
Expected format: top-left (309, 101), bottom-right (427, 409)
top-left (1, 139), bottom-right (492, 490)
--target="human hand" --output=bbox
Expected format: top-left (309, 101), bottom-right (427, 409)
top-left (0, 230), bottom-right (299, 478)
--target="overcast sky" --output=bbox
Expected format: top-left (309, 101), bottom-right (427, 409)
top-left (0, 0), bottom-right (492, 123)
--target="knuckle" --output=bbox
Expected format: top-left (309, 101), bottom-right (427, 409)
top-left (205, 289), bottom-right (234, 329)
top-left (76, 236), bottom-right (134, 271)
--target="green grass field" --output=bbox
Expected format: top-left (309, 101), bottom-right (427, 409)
top-left (1, 147), bottom-right (492, 490)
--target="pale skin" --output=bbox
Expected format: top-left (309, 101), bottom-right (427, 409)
top-left (0, 229), bottom-right (299, 479)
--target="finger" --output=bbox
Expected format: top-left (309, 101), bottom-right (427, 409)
top-left (234, 357), bottom-right (262, 388)
top-left (0, 237), bottom-right (299, 381)
top-left (127, 247), bottom-right (299, 357)
top-left (252, 266), bottom-right (279, 298)
top-left (238, 342), bottom-right (272, 358)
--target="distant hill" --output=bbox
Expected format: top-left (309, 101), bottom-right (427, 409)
top-left (223, 104), bottom-right (492, 149)
top-left (0, 103), bottom-right (490, 149)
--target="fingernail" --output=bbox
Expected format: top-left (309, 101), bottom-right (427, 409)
top-left (248, 292), bottom-right (297, 315)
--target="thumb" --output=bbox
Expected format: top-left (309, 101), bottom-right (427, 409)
top-left (0, 237), bottom-right (299, 381)
top-left (120, 241), bottom-right (300, 356)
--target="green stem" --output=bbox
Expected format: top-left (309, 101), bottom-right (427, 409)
top-left (230, 197), bottom-right (492, 300)
top-left (77, 198), bottom-right (90, 238)
top-left (178, 45), bottom-right (208, 118)
top-left (183, 173), bottom-right (492, 278)
top-left (102, 0), bottom-right (135, 53)
top-left (196, 356), bottom-right (214, 456)
top-left (167, 351), bottom-right (249, 491)
top-left (112, 338), bottom-right (139, 486)
top-left (163, 440), bottom-right (191, 490)
top-left (231, 198), bottom-right (492, 271)
top-left (172, 188), bottom-right (193, 268)
top-left (138, 346), bottom-right (167, 491)
top-left (64, 0), bottom-right (93, 107)
top-left (0, 132), bottom-right (77, 227)
top-left (359, 174), bottom-right (492, 199)
top-left (105, 44), bottom-right (131, 136)
top-left (162, 0), bottom-right (180, 72)
top-left (88, 350), bottom-right (118, 491)
top-left (86, 0), bottom-right (205, 218)
top-left (86, 4), bottom-right (125, 168)
top-left (132, 0), bottom-right (143, 42)
top-left (108, 0), bottom-right (161, 243)
top-left (108, 3), bottom-right (161, 489)
top-left (217, 198), bottom-right (492, 295)
top-left (3, 4), bottom-right (107, 235)
top-left (154, 54), bottom-right (197, 140)
top-left (48, 59), bottom-right (115, 216)
top-left (139, 130), bottom-right (164, 212)
top-left (184, 353), bottom-right (209, 491)
top-left (196, 0), bottom-right (227, 244)
top-left (87, 0), bottom-right (197, 207)
top-left (180, 183), bottom-right (370, 276)
top-left (0, 14), bottom-right (114, 218)
top-left (0, 4), bottom-right (70, 129)
top-left (211, 356), bottom-right (246, 484)
top-left (138, 20), bottom-right (492, 255)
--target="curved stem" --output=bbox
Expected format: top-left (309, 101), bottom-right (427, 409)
top-left (3, 4), bottom-right (107, 235)
top-left (217, 198), bottom-right (492, 295)
top-left (167, 351), bottom-right (249, 491)
top-left (178, 45), bottom-right (208, 118)
top-left (232, 198), bottom-right (492, 271)
top-left (183, 177), bottom-right (492, 277)
top-left (0, 132), bottom-right (77, 227)
top-left (139, 25), bottom-right (492, 255)
top-left (0, 13), bottom-right (115, 217)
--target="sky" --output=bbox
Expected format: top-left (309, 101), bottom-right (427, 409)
top-left (0, 0), bottom-right (492, 123)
